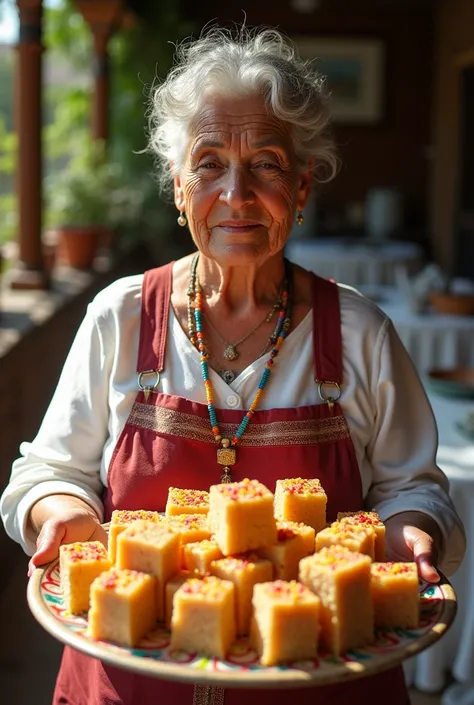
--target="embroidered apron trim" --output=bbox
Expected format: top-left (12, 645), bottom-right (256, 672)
top-left (192, 684), bottom-right (225, 705)
top-left (128, 402), bottom-right (351, 446)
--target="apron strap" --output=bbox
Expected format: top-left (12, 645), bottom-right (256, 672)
top-left (311, 274), bottom-right (343, 386)
top-left (137, 262), bottom-right (174, 373)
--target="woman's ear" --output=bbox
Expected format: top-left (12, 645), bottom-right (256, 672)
top-left (297, 157), bottom-right (315, 211)
top-left (172, 166), bottom-right (186, 212)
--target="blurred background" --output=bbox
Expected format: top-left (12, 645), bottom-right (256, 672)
top-left (0, 1), bottom-right (473, 704)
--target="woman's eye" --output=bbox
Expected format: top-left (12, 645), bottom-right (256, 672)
top-left (255, 162), bottom-right (280, 170)
top-left (199, 161), bottom-right (219, 170)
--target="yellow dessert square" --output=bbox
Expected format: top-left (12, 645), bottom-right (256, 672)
top-left (276, 520), bottom-right (316, 555)
top-left (315, 521), bottom-right (375, 560)
top-left (59, 541), bottom-right (111, 614)
top-left (258, 527), bottom-right (309, 581)
top-left (250, 580), bottom-right (320, 666)
top-left (208, 479), bottom-right (277, 556)
top-left (165, 487), bottom-right (209, 516)
top-left (89, 568), bottom-right (158, 647)
top-left (116, 520), bottom-right (180, 621)
top-left (371, 562), bottom-right (419, 629)
top-left (337, 511), bottom-right (386, 561)
top-left (163, 513), bottom-right (212, 546)
top-left (108, 509), bottom-right (162, 563)
top-left (182, 539), bottom-right (223, 574)
top-left (274, 478), bottom-right (327, 532)
top-left (299, 546), bottom-right (374, 655)
top-left (171, 576), bottom-right (236, 660)
top-left (210, 554), bottom-right (273, 635)
top-left (165, 570), bottom-right (192, 629)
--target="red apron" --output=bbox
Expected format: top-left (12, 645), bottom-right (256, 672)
top-left (53, 263), bottom-right (409, 705)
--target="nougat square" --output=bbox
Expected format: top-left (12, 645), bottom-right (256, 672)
top-left (164, 570), bottom-right (192, 629)
top-left (315, 521), bottom-right (375, 560)
top-left (89, 568), bottom-right (158, 647)
top-left (59, 541), bottom-right (111, 614)
top-left (208, 479), bottom-right (277, 555)
top-left (108, 509), bottom-right (162, 563)
top-left (299, 546), bottom-right (374, 655)
top-left (171, 576), bottom-right (236, 659)
top-left (274, 478), bottom-right (327, 532)
top-left (258, 527), bottom-right (309, 581)
top-left (371, 562), bottom-right (419, 629)
top-left (250, 581), bottom-right (320, 666)
top-left (183, 539), bottom-right (223, 574)
top-left (276, 520), bottom-right (316, 555)
top-left (163, 513), bottom-right (212, 546)
top-left (210, 554), bottom-right (273, 635)
top-left (337, 511), bottom-right (386, 561)
top-left (116, 520), bottom-right (180, 621)
top-left (165, 487), bottom-right (209, 516)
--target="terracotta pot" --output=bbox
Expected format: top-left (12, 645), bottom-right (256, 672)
top-left (429, 291), bottom-right (474, 316)
top-left (52, 226), bottom-right (109, 270)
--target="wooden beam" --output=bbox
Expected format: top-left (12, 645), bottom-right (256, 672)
top-left (10, 0), bottom-right (48, 290)
top-left (75, 1), bottom-right (124, 142)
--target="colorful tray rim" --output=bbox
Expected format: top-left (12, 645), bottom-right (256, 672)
top-left (27, 559), bottom-right (457, 689)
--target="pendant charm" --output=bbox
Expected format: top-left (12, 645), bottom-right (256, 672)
top-left (217, 447), bottom-right (236, 467)
top-left (220, 466), bottom-right (233, 484)
top-left (224, 345), bottom-right (239, 361)
top-left (222, 369), bottom-right (236, 384)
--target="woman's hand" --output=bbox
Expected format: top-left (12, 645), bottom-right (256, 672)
top-left (27, 494), bottom-right (107, 577)
top-left (384, 511), bottom-right (442, 583)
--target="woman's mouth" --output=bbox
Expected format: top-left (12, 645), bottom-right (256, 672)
top-left (217, 221), bottom-right (262, 233)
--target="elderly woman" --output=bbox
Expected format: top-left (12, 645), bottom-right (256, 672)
top-left (0, 27), bottom-right (465, 705)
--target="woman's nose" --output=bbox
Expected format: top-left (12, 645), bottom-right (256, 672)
top-left (219, 167), bottom-right (255, 208)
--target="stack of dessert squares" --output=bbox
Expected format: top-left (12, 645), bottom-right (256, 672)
top-left (59, 478), bottom-right (420, 666)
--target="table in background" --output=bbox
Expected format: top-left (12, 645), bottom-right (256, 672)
top-left (360, 285), bottom-right (474, 374)
top-left (285, 238), bottom-right (423, 287)
top-left (405, 390), bottom-right (474, 703)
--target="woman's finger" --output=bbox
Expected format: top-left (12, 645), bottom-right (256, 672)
top-left (90, 523), bottom-right (108, 548)
top-left (410, 532), bottom-right (440, 583)
top-left (28, 520), bottom-right (66, 576)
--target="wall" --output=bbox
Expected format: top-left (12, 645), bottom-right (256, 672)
top-left (432, 0), bottom-right (474, 274)
top-left (182, 0), bottom-right (435, 232)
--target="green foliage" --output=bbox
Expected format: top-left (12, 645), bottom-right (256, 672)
top-left (44, 139), bottom-right (144, 230)
top-left (0, 0), bottom-right (196, 252)
top-left (0, 115), bottom-right (17, 245)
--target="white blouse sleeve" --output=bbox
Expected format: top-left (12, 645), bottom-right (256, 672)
top-left (0, 298), bottom-right (112, 555)
top-left (365, 318), bottom-right (466, 576)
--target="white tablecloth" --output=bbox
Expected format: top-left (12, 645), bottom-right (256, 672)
top-left (285, 238), bottom-right (423, 287)
top-left (362, 286), bottom-right (474, 374)
top-left (405, 390), bottom-right (474, 701)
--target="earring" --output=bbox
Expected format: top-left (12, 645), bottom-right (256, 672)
top-left (177, 212), bottom-right (187, 227)
top-left (296, 210), bottom-right (304, 226)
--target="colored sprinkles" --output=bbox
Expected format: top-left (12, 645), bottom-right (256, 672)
top-left (216, 478), bottom-right (269, 501)
top-left (280, 478), bottom-right (325, 495)
top-left (168, 488), bottom-right (209, 508)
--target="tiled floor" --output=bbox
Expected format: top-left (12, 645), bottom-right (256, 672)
top-left (0, 540), bottom-right (444, 705)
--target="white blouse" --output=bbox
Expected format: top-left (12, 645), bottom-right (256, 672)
top-left (0, 273), bottom-right (465, 575)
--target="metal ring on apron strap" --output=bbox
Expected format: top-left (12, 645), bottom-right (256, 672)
top-left (317, 380), bottom-right (341, 406)
top-left (138, 370), bottom-right (161, 401)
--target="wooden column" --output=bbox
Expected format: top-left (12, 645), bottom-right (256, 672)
top-left (11, 0), bottom-right (47, 290)
top-left (75, 1), bottom-right (124, 142)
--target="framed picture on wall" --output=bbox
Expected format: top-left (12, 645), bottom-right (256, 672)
top-left (293, 37), bottom-right (385, 125)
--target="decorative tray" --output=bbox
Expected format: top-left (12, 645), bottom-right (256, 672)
top-left (27, 560), bottom-right (457, 688)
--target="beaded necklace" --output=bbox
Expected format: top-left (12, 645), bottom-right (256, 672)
top-left (187, 253), bottom-right (293, 483)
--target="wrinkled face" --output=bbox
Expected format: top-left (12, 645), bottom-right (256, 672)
top-left (174, 94), bottom-right (313, 266)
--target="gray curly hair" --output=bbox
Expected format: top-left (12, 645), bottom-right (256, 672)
top-left (147, 26), bottom-right (338, 196)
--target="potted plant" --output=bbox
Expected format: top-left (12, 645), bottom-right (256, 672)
top-left (44, 140), bottom-right (143, 269)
